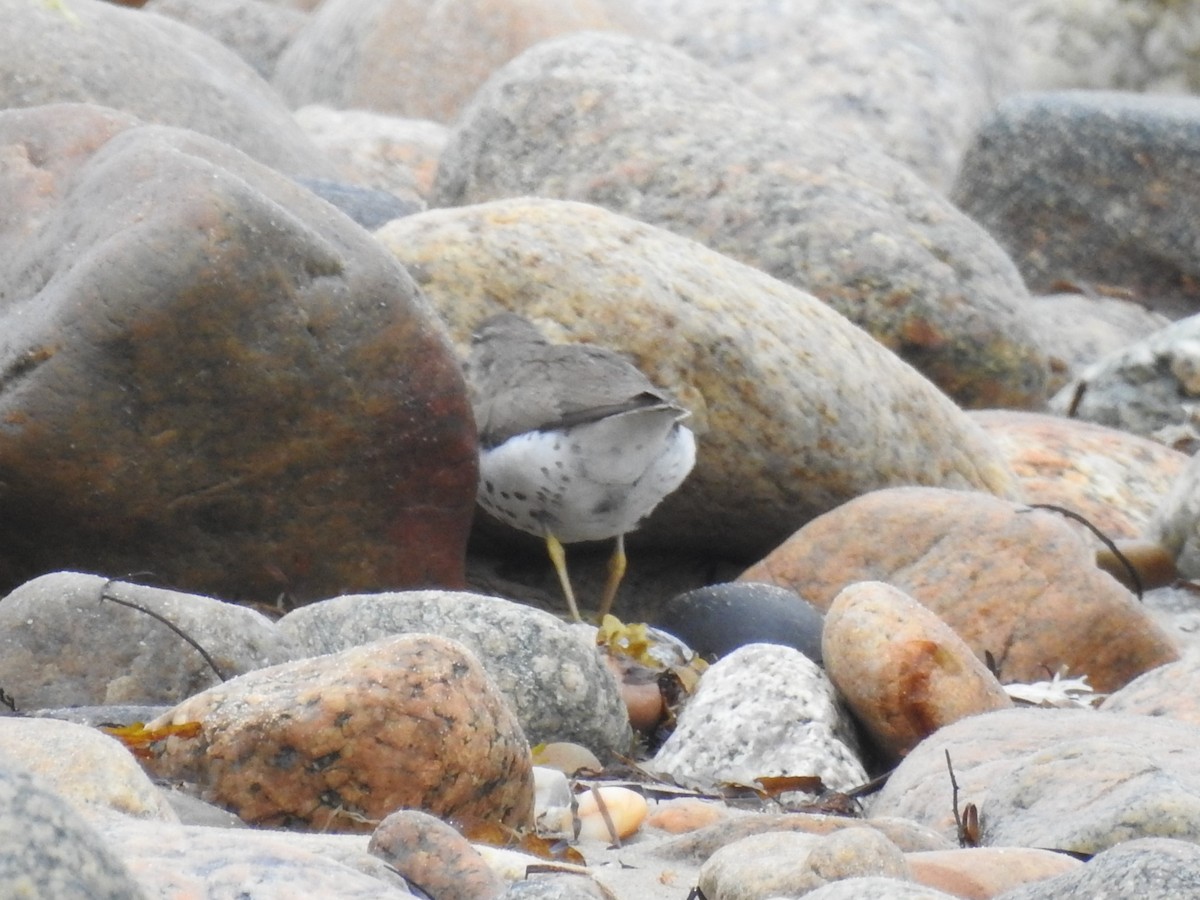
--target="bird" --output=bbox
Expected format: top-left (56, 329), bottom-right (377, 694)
top-left (466, 312), bottom-right (696, 622)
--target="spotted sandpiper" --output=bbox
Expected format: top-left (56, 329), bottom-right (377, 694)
top-left (467, 313), bottom-right (696, 622)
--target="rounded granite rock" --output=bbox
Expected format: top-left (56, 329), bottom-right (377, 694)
top-left (146, 634), bottom-right (534, 833)
top-left (433, 32), bottom-right (1049, 408)
top-left (376, 197), bottom-right (1021, 560)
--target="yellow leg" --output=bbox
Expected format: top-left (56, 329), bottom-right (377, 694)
top-left (597, 533), bottom-right (627, 621)
top-left (546, 533), bottom-right (583, 622)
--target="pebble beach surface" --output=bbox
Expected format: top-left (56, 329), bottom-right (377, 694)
top-left (5, 1), bottom-right (1200, 898)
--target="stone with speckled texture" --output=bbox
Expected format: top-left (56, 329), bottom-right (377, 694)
top-left (277, 590), bottom-right (632, 757)
top-left (799, 877), bottom-right (958, 900)
top-left (0, 764), bottom-right (148, 900)
top-left (376, 197), bottom-right (1021, 561)
top-left (955, 92), bottom-right (1200, 318)
top-left (433, 32), bottom-right (1048, 409)
top-left (145, 634), bottom-right (534, 833)
top-left (370, 808), bottom-right (504, 900)
top-left (652, 643), bottom-right (866, 793)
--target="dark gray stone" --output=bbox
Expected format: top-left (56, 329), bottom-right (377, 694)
top-left (955, 91), bottom-right (1200, 317)
top-left (654, 582), bottom-right (824, 664)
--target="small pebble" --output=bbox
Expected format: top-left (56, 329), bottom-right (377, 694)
top-left (575, 787), bottom-right (648, 843)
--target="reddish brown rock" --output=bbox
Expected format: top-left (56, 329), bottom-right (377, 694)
top-left (822, 582), bottom-right (1013, 761)
top-left (742, 487), bottom-right (1179, 692)
top-left (0, 104), bottom-right (476, 604)
top-left (369, 809), bottom-right (504, 900)
top-left (146, 634), bottom-right (534, 832)
top-left (971, 409), bottom-right (1189, 539)
top-left (907, 847), bottom-right (1081, 899)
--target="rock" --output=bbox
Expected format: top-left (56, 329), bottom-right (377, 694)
top-left (1050, 314), bottom-right (1200, 452)
top-left (0, 104), bottom-right (477, 604)
top-left (657, 813), bottom-right (952, 863)
top-left (142, 0), bottom-right (306, 79)
top-left (741, 487), bottom-right (1179, 692)
top-left (277, 590), bottom-right (632, 756)
top-left (0, 572), bottom-right (294, 709)
top-left (273, 0), bottom-right (626, 122)
top-left (100, 816), bottom-right (413, 898)
top-left (652, 582), bottom-right (824, 664)
top-left (500, 877), bottom-right (615, 899)
top-left (651, 643), bottom-right (866, 794)
top-left (369, 808), bottom-right (505, 900)
top-left (1019, 291), bottom-right (1170, 393)
top-left (294, 105), bottom-right (447, 204)
top-left (871, 707), bottom-right (1200, 853)
top-left (145, 634), bottom-right (534, 832)
top-left (1143, 584), bottom-right (1200, 655)
top-left (1008, 1), bottom-right (1200, 93)
top-left (0, 0), bottom-right (330, 178)
top-left (576, 786), bottom-right (649, 843)
top-left (955, 92), bottom-right (1200, 317)
top-left (998, 837), bottom-right (1200, 900)
top-left (1101, 654), bottom-right (1200, 725)
top-left (628, 0), bottom-right (1014, 190)
top-left (0, 717), bottom-right (177, 821)
top-left (906, 847), bottom-right (1081, 899)
top-left (376, 197), bottom-right (1021, 562)
top-left (822, 582), bottom-right (1013, 762)
top-left (0, 764), bottom-right (149, 900)
top-left (1146, 439), bottom-right (1200, 577)
top-left (969, 410), bottom-right (1190, 540)
top-left (434, 33), bottom-right (1049, 408)
top-left (799, 877), bottom-right (959, 900)
top-left (294, 177), bottom-right (420, 228)
top-left (698, 828), bottom-right (910, 900)
top-left (646, 799), bottom-right (726, 835)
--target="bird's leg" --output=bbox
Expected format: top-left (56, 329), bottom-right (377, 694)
top-left (597, 533), bottom-right (627, 621)
top-left (545, 533), bottom-right (583, 623)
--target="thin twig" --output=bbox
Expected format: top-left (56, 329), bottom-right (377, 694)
top-left (1022, 504), bottom-right (1142, 601)
top-left (99, 578), bottom-right (229, 681)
